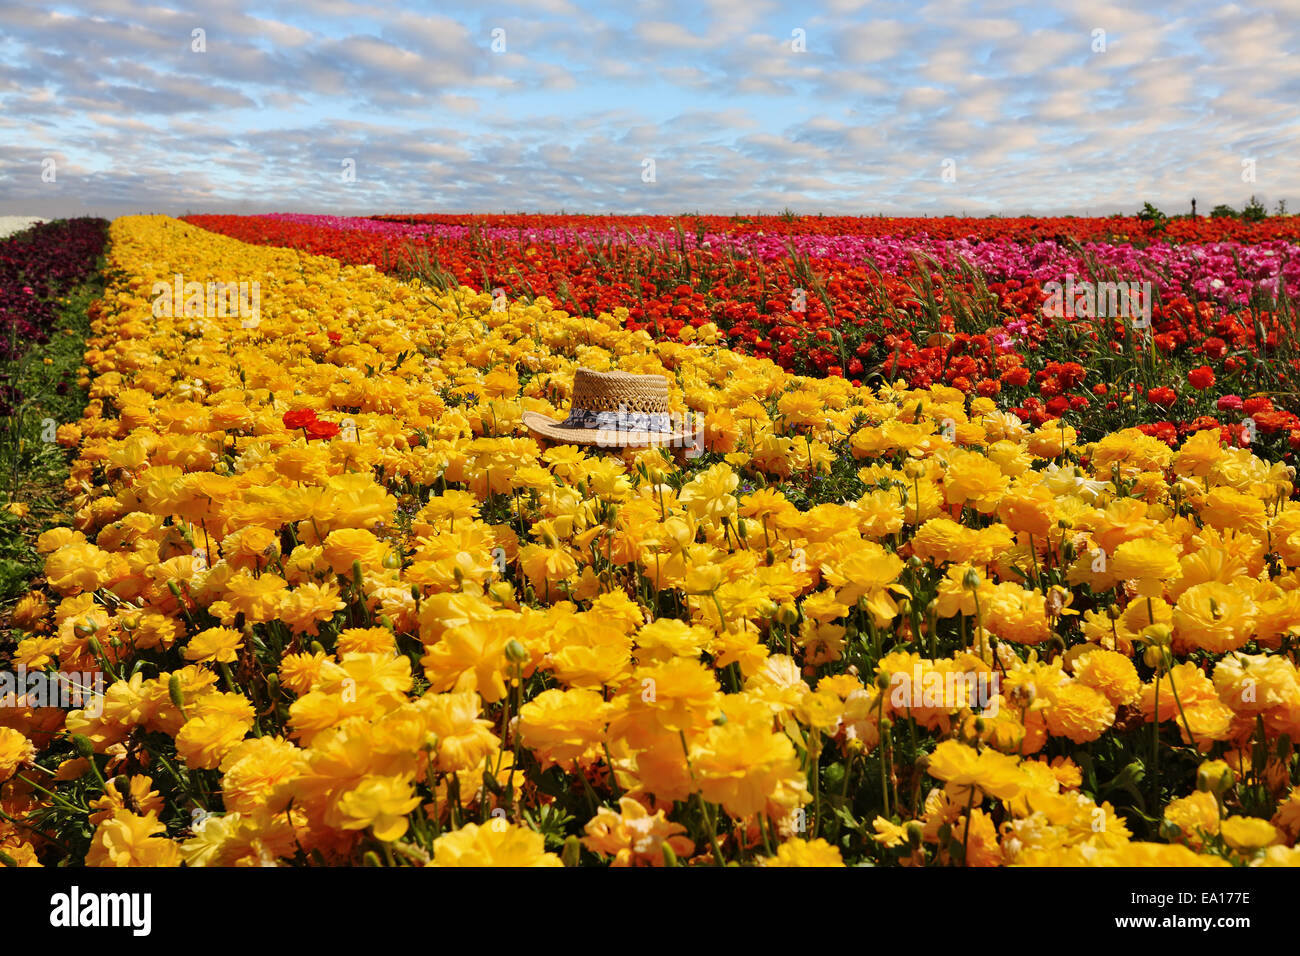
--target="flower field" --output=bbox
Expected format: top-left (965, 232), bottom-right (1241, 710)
top-left (189, 213), bottom-right (1300, 453)
top-left (1, 212), bottom-right (1299, 868)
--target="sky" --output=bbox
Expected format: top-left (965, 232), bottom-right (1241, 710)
top-left (1, 0), bottom-right (1298, 218)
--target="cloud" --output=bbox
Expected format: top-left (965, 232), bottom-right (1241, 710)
top-left (0, 0), bottom-right (1297, 217)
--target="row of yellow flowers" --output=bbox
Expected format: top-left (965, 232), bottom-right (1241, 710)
top-left (2, 215), bottom-right (1299, 866)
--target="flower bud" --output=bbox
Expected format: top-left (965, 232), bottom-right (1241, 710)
top-left (562, 834), bottom-right (582, 867)
top-left (1196, 760), bottom-right (1235, 796)
top-left (505, 639), bottom-right (529, 665)
top-left (1141, 624), bottom-right (1172, 647)
top-left (168, 673), bottom-right (186, 713)
top-left (906, 821), bottom-right (924, 849)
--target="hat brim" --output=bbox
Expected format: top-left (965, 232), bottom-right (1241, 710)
top-left (522, 410), bottom-right (696, 449)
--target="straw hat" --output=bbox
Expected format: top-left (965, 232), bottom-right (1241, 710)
top-left (522, 368), bottom-right (698, 450)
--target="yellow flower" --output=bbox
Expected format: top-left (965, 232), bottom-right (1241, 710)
top-left (517, 688), bottom-right (611, 769)
top-left (1043, 681), bottom-right (1116, 743)
top-left (1111, 539), bottom-right (1180, 596)
top-left (761, 837), bottom-right (845, 867)
top-left (678, 463), bottom-right (739, 524)
top-left (44, 542), bottom-right (112, 595)
top-left (85, 810), bottom-right (182, 866)
top-left (926, 739), bottom-right (1025, 801)
top-left (278, 581), bottom-right (346, 636)
top-left (627, 658), bottom-right (720, 735)
top-left (1163, 791), bottom-right (1220, 847)
top-left (183, 626), bottom-right (244, 664)
top-left (1173, 582), bottom-right (1255, 654)
top-left (175, 696), bottom-right (255, 770)
top-left (1072, 649), bottom-right (1141, 707)
top-left (418, 690), bottom-right (501, 773)
top-left (1220, 816), bottom-right (1282, 852)
top-left (322, 528), bottom-right (385, 575)
top-left (582, 796), bottom-right (694, 866)
top-left (421, 614), bottom-right (513, 703)
top-left (223, 571), bottom-right (289, 622)
top-left (690, 721), bottom-right (807, 819)
top-left (943, 450), bottom-right (1008, 513)
top-left (0, 728), bottom-right (36, 781)
top-left (337, 774), bottom-right (421, 842)
top-left (429, 822), bottom-right (562, 867)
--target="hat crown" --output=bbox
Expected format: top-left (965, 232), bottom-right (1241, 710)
top-left (570, 369), bottom-right (670, 414)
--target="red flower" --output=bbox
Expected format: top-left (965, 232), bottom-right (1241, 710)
top-left (1243, 396), bottom-right (1272, 416)
top-left (327, 331), bottom-right (342, 344)
top-left (1187, 366), bottom-right (1215, 390)
top-left (1147, 387), bottom-right (1177, 408)
top-left (1138, 421), bottom-right (1179, 446)
top-left (283, 409), bottom-right (318, 429)
top-left (304, 418), bottom-right (341, 440)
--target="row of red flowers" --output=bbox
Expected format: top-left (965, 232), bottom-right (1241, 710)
top-left (372, 212), bottom-right (1300, 244)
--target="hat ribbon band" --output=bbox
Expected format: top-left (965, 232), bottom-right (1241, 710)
top-left (558, 408), bottom-right (673, 433)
